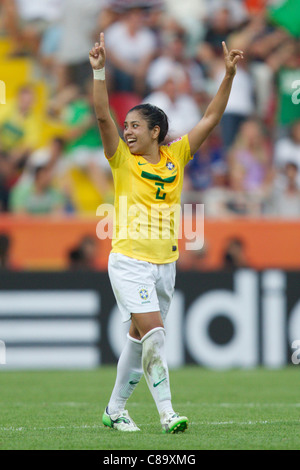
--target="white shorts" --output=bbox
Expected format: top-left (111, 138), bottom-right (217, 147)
top-left (108, 253), bottom-right (176, 323)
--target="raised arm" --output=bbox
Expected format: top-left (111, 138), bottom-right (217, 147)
top-left (188, 42), bottom-right (243, 155)
top-left (89, 32), bottom-right (120, 158)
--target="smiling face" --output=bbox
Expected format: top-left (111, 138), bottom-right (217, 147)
top-left (123, 110), bottom-right (160, 155)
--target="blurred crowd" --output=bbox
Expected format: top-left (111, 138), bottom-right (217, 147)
top-left (0, 0), bottom-right (300, 219)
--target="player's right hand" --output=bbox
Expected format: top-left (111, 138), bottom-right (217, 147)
top-left (89, 32), bottom-right (106, 70)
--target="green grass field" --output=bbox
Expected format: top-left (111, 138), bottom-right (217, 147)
top-left (0, 366), bottom-right (299, 450)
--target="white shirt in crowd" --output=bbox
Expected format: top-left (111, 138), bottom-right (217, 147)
top-left (105, 21), bottom-right (157, 65)
top-left (56, 0), bottom-right (103, 64)
top-left (143, 90), bottom-right (201, 139)
top-left (215, 67), bottom-right (255, 117)
top-left (274, 137), bottom-right (300, 185)
top-left (16, 0), bottom-right (63, 22)
top-left (206, 0), bottom-right (248, 25)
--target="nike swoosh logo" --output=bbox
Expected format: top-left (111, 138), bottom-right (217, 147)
top-left (138, 162), bottom-right (147, 166)
top-left (129, 381), bottom-right (139, 385)
top-left (112, 417), bottom-right (130, 424)
top-left (153, 378), bottom-right (167, 388)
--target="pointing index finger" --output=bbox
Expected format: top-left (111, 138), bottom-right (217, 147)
top-left (100, 32), bottom-right (105, 48)
top-left (222, 41), bottom-right (228, 56)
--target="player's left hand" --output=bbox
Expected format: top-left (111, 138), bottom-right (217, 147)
top-left (222, 41), bottom-right (244, 76)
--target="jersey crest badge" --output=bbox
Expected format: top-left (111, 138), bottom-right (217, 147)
top-left (138, 286), bottom-right (150, 303)
top-left (166, 162), bottom-right (175, 171)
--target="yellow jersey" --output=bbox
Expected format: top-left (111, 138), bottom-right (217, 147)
top-left (0, 101), bottom-right (41, 152)
top-left (107, 134), bottom-right (192, 264)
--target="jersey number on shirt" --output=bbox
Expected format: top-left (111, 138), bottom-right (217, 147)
top-left (155, 183), bottom-right (166, 200)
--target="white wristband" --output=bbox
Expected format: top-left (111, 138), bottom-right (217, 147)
top-left (93, 67), bottom-right (105, 81)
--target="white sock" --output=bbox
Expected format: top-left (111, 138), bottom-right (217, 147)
top-left (107, 334), bottom-right (143, 415)
top-left (141, 327), bottom-right (174, 417)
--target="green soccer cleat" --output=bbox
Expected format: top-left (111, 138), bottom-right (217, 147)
top-left (102, 407), bottom-right (140, 432)
top-left (160, 411), bottom-right (189, 434)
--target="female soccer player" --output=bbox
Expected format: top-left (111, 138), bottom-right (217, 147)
top-left (89, 33), bottom-right (243, 434)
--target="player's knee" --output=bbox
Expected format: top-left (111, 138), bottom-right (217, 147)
top-left (141, 327), bottom-right (165, 346)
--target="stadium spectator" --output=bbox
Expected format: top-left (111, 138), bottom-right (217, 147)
top-left (203, 6), bottom-right (235, 56)
top-left (212, 37), bottom-right (255, 150)
top-left (0, 86), bottom-right (45, 211)
top-left (201, 165), bottom-right (231, 217)
top-left (55, 0), bottom-right (103, 92)
top-left (9, 164), bottom-right (67, 215)
top-left (78, 235), bottom-right (100, 270)
top-left (163, 0), bottom-right (207, 55)
top-left (144, 60), bottom-right (202, 140)
top-left (0, 85), bottom-right (42, 165)
top-left (19, 136), bottom-right (66, 184)
top-left (264, 162), bottom-right (300, 218)
top-left (267, 39), bottom-right (300, 135)
top-left (184, 130), bottom-right (226, 193)
top-left (222, 237), bottom-right (249, 271)
top-left (203, 158), bottom-right (263, 218)
top-left (225, 163), bottom-right (263, 216)
top-left (48, 81), bottom-right (113, 209)
top-left (274, 120), bottom-right (300, 186)
top-left (67, 234), bottom-right (100, 270)
top-left (14, 136), bottom-right (76, 211)
top-left (1, 0), bottom-right (62, 56)
top-left (104, 6), bottom-right (158, 94)
top-left (68, 247), bottom-right (85, 271)
top-left (227, 118), bottom-right (272, 194)
top-left (227, 14), bottom-right (288, 120)
top-left (98, 1), bottom-right (165, 63)
top-left (146, 31), bottom-right (206, 97)
top-left (206, 0), bottom-right (249, 28)
top-left (38, 7), bottom-right (64, 90)
top-left (49, 83), bottom-right (102, 156)
top-left (195, 40), bottom-right (219, 97)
